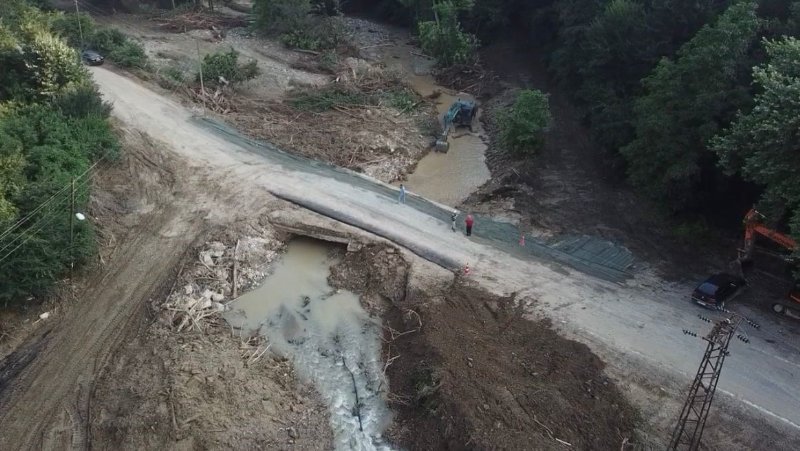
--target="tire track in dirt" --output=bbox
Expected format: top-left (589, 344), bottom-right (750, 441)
top-left (0, 206), bottom-right (204, 450)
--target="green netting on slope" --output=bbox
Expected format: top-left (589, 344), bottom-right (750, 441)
top-left (196, 117), bottom-right (634, 283)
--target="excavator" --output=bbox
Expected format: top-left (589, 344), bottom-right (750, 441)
top-left (737, 208), bottom-right (800, 319)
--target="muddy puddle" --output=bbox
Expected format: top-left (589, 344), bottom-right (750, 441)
top-left (383, 44), bottom-right (490, 206)
top-left (225, 238), bottom-right (393, 451)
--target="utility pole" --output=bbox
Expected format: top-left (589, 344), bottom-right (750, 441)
top-left (70, 178), bottom-right (76, 281)
top-left (74, 0), bottom-right (84, 49)
top-left (196, 39), bottom-right (205, 95)
top-left (669, 314), bottom-right (747, 450)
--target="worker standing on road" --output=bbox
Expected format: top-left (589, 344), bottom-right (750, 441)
top-left (398, 184), bottom-right (406, 204)
top-left (451, 211), bottom-right (458, 232)
top-left (465, 214), bottom-right (474, 236)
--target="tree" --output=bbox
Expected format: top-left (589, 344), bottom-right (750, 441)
top-left (712, 36), bottom-right (800, 241)
top-left (621, 1), bottom-right (760, 209)
top-left (417, 0), bottom-right (478, 66)
top-left (498, 89), bottom-right (551, 154)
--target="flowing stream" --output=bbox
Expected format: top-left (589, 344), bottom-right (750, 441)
top-left (225, 239), bottom-right (393, 451)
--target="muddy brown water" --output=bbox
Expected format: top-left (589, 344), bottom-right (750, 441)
top-left (225, 238), bottom-right (393, 451)
top-left (382, 45), bottom-right (490, 206)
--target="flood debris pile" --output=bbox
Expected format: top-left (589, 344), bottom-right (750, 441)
top-left (328, 245), bottom-right (640, 450)
top-left (160, 225), bottom-right (283, 332)
top-left (229, 63), bottom-right (435, 182)
top-left (90, 225), bottom-right (333, 449)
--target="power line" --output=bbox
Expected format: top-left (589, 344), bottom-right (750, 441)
top-left (0, 200), bottom-right (72, 265)
top-left (0, 158), bottom-right (102, 242)
top-left (0, 174), bottom-right (94, 259)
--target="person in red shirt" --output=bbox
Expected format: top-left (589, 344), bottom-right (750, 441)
top-left (465, 214), bottom-right (474, 236)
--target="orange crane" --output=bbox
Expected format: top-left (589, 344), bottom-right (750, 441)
top-left (738, 208), bottom-right (800, 318)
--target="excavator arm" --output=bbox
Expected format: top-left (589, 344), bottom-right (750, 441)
top-left (741, 208), bottom-right (797, 261)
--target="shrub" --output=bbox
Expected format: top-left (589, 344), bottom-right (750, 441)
top-left (384, 88), bottom-right (418, 113)
top-left (253, 0), bottom-right (311, 34)
top-left (498, 89), bottom-right (551, 154)
top-left (198, 49), bottom-right (260, 86)
top-left (52, 81), bottom-right (112, 119)
top-left (279, 16), bottom-right (347, 51)
top-left (417, 0), bottom-right (477, 67)
top-left (51, 12), bottom-right (96, 48)
top-left (108, 39), bottom-right (148, 69)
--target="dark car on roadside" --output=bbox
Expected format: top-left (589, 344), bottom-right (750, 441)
top-left (691, 273), bottom-right (747, 309)
top-left (81, 50), bottom-right (104, 66)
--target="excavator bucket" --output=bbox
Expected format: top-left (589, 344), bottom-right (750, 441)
top-left (435, 138), bottom-right (449, 152)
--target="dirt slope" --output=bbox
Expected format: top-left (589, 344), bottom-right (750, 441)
top-left (0, 129), bottom-right (266, 450)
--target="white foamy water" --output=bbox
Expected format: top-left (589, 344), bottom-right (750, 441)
top-left (225, 238), bottom-right (394, 450)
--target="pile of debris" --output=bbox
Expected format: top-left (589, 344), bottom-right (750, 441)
top-left (229, 63), bottom-right (434, 182)
top-left (160, 233), bottom-right (282, 333)
top-left (186, 85), bottom-right (235, 114)
top-left (154, 10), bottom-right (248, 35)
top-left (433, 62), bottom-right (501, 100)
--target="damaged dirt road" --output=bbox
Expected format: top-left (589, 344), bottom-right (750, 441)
top-left (1, 63), bottom-right (799, 449)
top-left (87, 67), bottom-right (800, 444)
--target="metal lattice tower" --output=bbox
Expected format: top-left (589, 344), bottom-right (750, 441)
top-left (669, 316), bottom-right (742, 450)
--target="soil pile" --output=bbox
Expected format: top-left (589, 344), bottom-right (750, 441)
top-left (328, 246), bottom-right (639, 450)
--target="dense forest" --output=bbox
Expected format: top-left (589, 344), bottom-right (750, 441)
top-left (341, 0), bottom-right (800, 244)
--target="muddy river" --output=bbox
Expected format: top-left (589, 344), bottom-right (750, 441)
top-left (225, 239), bottom-right (392, 451)
top-left (382, 44), bottom-right (491, 206)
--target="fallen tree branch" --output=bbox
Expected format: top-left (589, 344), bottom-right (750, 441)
top-left (342, 356), bottom-right (363, 432)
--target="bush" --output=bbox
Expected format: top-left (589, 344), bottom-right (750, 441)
top-left (385, 88), bottom-right (418, 112)
top-left (498, 89), bottom-right (551, 154)
top-left (417, 0), bottom-right (477, 67)
top-left (279, 15), bottom-right (347, 51)
top-left (198, 49), bottom-right (259, 86)
top-left (108, 39), bottom-right (148, 69)
top-left (51, 12), bottom-right (96, 48)
top-left (52, 81), bottom-right (112, 119)
top-left (253, 0), bottom-right (311, 34)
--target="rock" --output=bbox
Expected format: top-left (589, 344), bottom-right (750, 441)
top-left (211, 292), bottom-right (224, 302)
top-left (200, 289), bottom-right (215, 300)
top-left (288, 427), bottom-right (298, 439)
top-left (183, 284), bottom-right (194, 295)
top-left (200, 252), bottom-right (215, 267)
top-left (38, 312), bottom-right (50, 321)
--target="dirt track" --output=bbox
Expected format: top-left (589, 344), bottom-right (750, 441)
top-left (1, 60), bottom-right (799, 448)
top-left (0, 129), bottom-right (272, 449)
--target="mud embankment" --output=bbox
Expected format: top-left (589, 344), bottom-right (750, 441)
top-left (328, 243), bottom-right (640, 450)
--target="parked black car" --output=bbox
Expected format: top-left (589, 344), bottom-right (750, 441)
top-left (81, 50), bottom-right (104, 66)
top-left (691, 273), bottom-right (747, 309)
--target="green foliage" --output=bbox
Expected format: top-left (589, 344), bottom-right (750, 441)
top-left (21, 27), bottom-right (86, 98)
top-left (621, 1), bottom-right (760, 209)
top-left (290, 87), bottom-right (370, 111)
top-left (279, 16), bottom-right (348, 51)
top-left (51, 11), bottom-right (96, 48)
top-left (417, 0), bottom-right (477, 66)
top-left (712, 36), bottom-right (800, 241)
top-left (318, 50), bottom-right (339, 73)
top-left (498, 89), bottom-right (551, 154)
top-left (253, 0), bottom-right (312, 34)
top-left (87, 26), bottom-right (149, 69)
top-left (385, 88), bottom-right (419, 112)
top-left (0, 1), bottom-right (118, 303)
top-left (52, 81), bottom-right (112, 119)
top-left (198, 49), bottom-right (260, 87)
